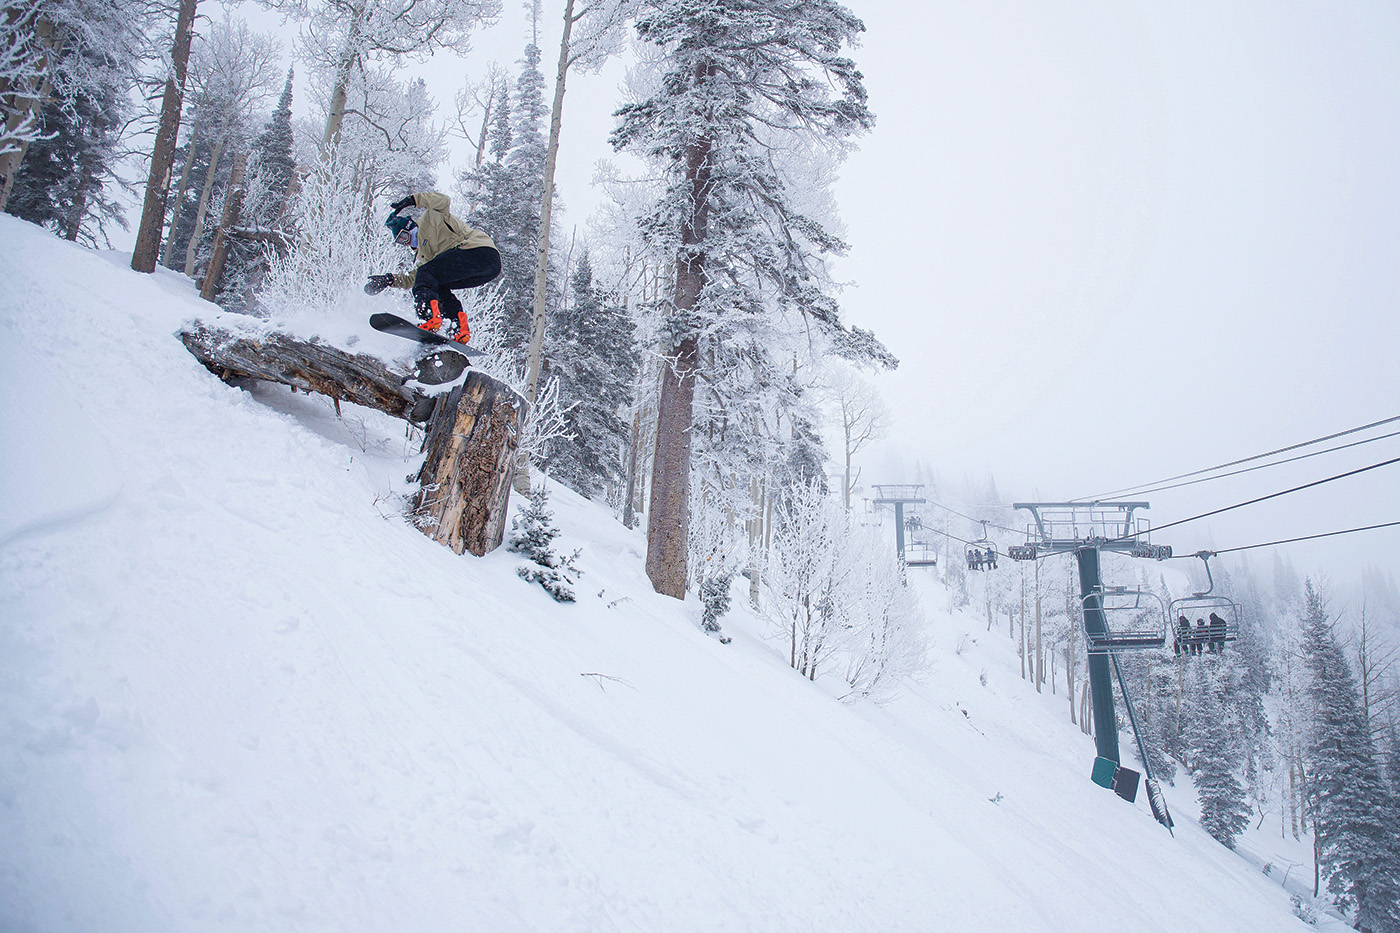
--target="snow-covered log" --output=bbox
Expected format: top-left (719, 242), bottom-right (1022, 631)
top-left (180, 321), bottom-right (433, 421)
top-left (180, 322), bottom-right (525, 556)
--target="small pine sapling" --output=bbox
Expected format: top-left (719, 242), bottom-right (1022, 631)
top-left (507, 484), bottom-right (580, 602)
top-left (699, 568), bottom-right (734, 643)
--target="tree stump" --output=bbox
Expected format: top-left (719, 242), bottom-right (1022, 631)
top-left (180, 322), bottom-right (525, 555)
top-left (412, 371), bottom-right (525, 556)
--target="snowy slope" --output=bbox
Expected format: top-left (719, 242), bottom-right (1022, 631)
top-left (1, 214), bottom-right (1310, 931)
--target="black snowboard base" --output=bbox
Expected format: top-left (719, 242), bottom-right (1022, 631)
top-left (370, 312), bottom-right (485, 356)
top-left (371, 312), bottom-right (483, 387)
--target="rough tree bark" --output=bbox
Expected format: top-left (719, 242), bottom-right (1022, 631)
top-left (180, 321), bottom-right (435, 420)
top-left (645, 104), bottom-right (713, 599)
top-left (180, 322), bottom-right (524, 556)
top-left (199, 151), bottom-right (246, 302)
top-left (160, 109), bottom-right (204, 268)
top-left (645, 330), bottom-right (699, 597)
top-left (412, 371), bottom-right (524, 557)
top-left (131, 0), bottom-right (199, 273)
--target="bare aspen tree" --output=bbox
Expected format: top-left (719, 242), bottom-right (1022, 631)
top-left (452, 64), bottom-right (507, 182)
top-left (291, 0), bottom-right (499, 159)
top-left (177, 18), bottom-right (280, 276)
top-left (522, 0), bottom-right (631, 403)
top-left (822, 366), bottom-right (890, 511)
top-left (1355, 601), bottom-right (1399, 741)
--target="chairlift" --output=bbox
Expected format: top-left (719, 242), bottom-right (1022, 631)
top-left (965, 520), bottom-right (999, 572)
top-left (1081, 585), bottom-right (1168, 653)
top-left (905, 540), bottom-right (938, 568)
top-left (1167, 551), bottom-right (1239, 656)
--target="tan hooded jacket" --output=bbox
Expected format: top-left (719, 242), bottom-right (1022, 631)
top-left (390, 191), bottom-right (496, 288)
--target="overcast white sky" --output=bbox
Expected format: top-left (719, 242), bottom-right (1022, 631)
top-left (239, 0), bottom-right (1400, 589)
top-left (830, 1), bottom-right (1400, 588)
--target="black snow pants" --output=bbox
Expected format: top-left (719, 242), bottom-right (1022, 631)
top-left (411, 246), bottom-right (502, 321)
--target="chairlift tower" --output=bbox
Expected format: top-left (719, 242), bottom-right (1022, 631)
top-left (869, 484), bottom-right (927, 567)
top-left (1009, 502), bottom-right (1171, 768)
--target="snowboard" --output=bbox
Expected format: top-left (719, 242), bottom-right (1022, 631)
top-left (370, 312), bottom-right (485, 357)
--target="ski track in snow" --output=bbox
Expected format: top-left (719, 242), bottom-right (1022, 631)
top-left (0, 215), bottom-right (1318, 931)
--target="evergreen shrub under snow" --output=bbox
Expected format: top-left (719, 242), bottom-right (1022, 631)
top-left (508, 484), bottom-right (580, 603)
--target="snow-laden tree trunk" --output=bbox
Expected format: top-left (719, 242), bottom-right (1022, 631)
top-left (160, 109), bottom-right (204, 268)
top-left (0, 9), bottom-right (55, 213)
top-left (200, 150), bottom-right (247, 301)
top-left (183, 114), bottom-right (233, 276)
top-left (131, 0), bottom-right (198, 273)
top-left (523, 0), bottom-right (576, 410)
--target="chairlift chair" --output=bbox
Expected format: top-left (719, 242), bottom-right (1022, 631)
top-left (905, 540), bottom-right (938, 568)
top-left (1081, 585), bottom-right (1169, 653)
top-left (1167, 551), bottom-right (1239, 655)
top-left (965, 520), bottom-right (999, 571)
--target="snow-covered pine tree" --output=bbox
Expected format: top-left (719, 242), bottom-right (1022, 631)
top-left (541, 249), bottom-right (638, 499)
top-left (507, 484), bottom-right (580, 602)
top-left (686, 483), bottom-right (743, 642)
top-left (1181, 656), bottom-right (1251, 848)
top-left (1299, 580), bottom-right (1400, 930)
top-left (253, 69), bottom-right (296, 205)
top-left (209, 67), bottom-right (297, 311)
top-left (1, 0), bottom-right (144, 213)
top-left (611, 0), bottom-right (895, 598)
top-left (459, 34), bottom-right (551, 354)
top-left (4, 38), bottom-right (127, 244)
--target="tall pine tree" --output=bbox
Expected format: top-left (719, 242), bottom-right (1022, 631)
top-left (212, 67), bottom-right (297, 311)
top-left (541, 249), bottom-right (638, 499)
top-left (1300, 581), bottom-right (1400, 931)
top-left (1182, 655), bottom-right (1251, 848)
top-left (5, 43), bottom-right (127, 243)
top-left (611, 0), bottom-right (895, 597)
top-left (459, 38), bottom-right (551, 355)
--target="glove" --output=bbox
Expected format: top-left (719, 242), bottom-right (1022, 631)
top-left (389, 194), bottom-right (415, 213)
top-left (364, 273), bottom-right (395, 295)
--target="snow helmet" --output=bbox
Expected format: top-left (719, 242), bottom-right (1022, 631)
top-left (385, 212), bottom-right (417, 244)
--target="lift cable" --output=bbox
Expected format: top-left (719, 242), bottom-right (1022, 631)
top-left (1173, 521), bottom-right (1400, 557)
top-left (1071, 414), bottom-right (1400, 503)
top-left (902, 522), bottom-right (976, 547)
top-left (1104, 456), bottom-right (1400, 544)
top-left (1108, 429), bottom-right (1400, 499)
top-left (921, 499), bottom-right (1021, 535)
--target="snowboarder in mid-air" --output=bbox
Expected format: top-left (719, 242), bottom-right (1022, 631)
top-left (365, 191), bottom-right (501, 344)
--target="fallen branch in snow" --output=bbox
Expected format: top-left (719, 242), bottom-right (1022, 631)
top-left (580, 673), bottom-right (635, 692)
